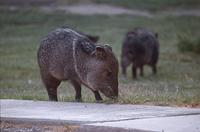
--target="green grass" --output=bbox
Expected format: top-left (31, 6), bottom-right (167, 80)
top-left (0, 8), bottom-right (200, 106)
top-left (177, 34), bottom-right (200, 54)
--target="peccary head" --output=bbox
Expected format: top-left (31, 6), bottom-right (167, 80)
top-left (123, 32), bottom-right (146, 60)
top-left (82, 44), bottom-right (119, 99)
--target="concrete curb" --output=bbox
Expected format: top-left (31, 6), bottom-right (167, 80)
top-left (1, 99), bottom-right (200, 132)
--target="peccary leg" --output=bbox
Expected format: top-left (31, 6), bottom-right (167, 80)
top-left (41, 73), bottom-right (60, 101)
top-left (132, 65), bottom-right (137, 79)
top-left (121, 64), bottom-right (127, 77)
top-left (152, 65), bottom-right (157, 74)
top-left (139, 65), bottom-right (144, 76)
top-left (93, 91), bottom-right (103, 101)
top-left (71, 80), bottom-right (82, 102)
top-left (121, 57), bottom-right (131, 77)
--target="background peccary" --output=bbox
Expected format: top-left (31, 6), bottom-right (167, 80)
top-left (37, 27), bottom-right (119, 101)
top-left (121, 27), bottom-right (159, 79)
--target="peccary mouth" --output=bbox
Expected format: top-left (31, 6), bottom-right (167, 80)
top-left (99, 88), bottom-right (118, 99)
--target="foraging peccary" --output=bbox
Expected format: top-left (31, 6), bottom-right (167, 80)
top-left (121, 27), bottom-right (159, 79)
top-left (37, 27), bottom-right (119, 101)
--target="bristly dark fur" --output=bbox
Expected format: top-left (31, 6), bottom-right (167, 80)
top-left (121, 27), bottom-right (159, 79)
top-left (79, 38), bottom-right (96, 54)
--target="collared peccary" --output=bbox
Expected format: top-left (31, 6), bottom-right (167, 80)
top-left (37, 27), bottom-right (119, 101)
top-left (121, 27), bottom-right (159, 79)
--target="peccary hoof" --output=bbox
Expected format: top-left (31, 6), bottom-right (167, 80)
top-left (96, 100), bottom-right (103, 103)
top-left (75, 98), bottom-right (83, 102)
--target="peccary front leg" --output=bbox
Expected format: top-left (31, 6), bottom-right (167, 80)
top-left (152, 65), bottom-right (157, 74)
top-left (121, 57), bottom-right (131, 78)
top-left (93, 91), bottom-right (103, 101)
top-left (41, 73), bottom-right (61, 101)
top-left (139, 65), bottom-right (144, 76)
top-left (132, 65), bottom-right (137, 79)
top-left (71, 80), bottom-right (82, 102)
top-left (121, 64), bottom-right (127, 77)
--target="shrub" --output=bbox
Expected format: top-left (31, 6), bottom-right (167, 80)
top-left (177, 35), bottom-right (200, 54)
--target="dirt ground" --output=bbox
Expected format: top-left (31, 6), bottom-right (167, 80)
top-left (0, 121), bottom-right (78, 132)
top-left (0, 121), bottom-right (137, 132)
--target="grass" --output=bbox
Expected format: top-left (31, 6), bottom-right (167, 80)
top-left (177, 34), bottom-right (200, 54)
top-left (0, 7), bottom-right (200, 106)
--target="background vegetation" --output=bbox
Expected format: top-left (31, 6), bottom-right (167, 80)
top-left (177, 35), bottom-right (200, 54)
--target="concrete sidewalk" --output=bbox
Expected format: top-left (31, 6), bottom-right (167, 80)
top-left (1, 99), bottom-right (200, 132)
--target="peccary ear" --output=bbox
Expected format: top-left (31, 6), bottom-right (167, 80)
top-left (86, 35), bottom-right (99, 43)
top-left (80, 41), bottom-right (95, 54)
top-left (155, 32), bottom-right (158, 38)
top-left (104, 44), bottom-right (112, 51)
top-left (92, 46), bottom-right (106, 59)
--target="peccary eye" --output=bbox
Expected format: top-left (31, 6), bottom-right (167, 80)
top-left (106, 70), bottom-right (112, 77)
top-left (103, 70), bottom-right (112, 78)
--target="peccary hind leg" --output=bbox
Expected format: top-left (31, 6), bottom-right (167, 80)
top-left (42, 73), bottom-right (61, 101)
top-left (71, 80), bottom-right (82, 102)
top-left (152, 65), bottom-right (157, 74)
top-left (121, 57), bottom-right (131, 78)
top-left (121, 64), bottom-right (127, 77)
top-left (140, 65), bottom-right (144, 76)
top-left (132, 65), bottom-right (137, 79)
